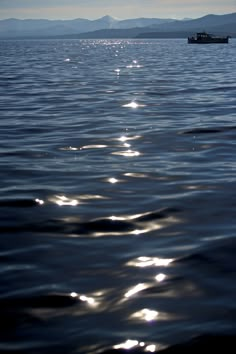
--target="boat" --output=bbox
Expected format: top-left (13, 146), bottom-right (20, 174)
top-left (188, 32), bottom-right (230, 44)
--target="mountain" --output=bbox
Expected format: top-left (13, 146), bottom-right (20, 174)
top-left (0, 13), bottom-right (235, 39)
top-left (76, 12), bottom-right (236, 39)
top-left (147, 13), bottom-right (236, 32)
top-left (135, 13), bottom-right (236, 38)
top-left (112, 17), bottom-right (175, 29)
top-left (0, 16), bottom-right (175, 38)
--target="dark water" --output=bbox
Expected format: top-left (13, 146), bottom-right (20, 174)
top-left (0, 38), bottom-right (236, 353)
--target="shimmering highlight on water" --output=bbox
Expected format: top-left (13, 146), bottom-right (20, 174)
top-left (0, 38), bottom-right (236, 354)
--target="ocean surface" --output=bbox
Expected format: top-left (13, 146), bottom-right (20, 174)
top-left (0, 38), bottom-right (236, 353)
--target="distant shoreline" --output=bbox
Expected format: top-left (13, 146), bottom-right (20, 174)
top-left (0, 12), bottom-right (235, 39)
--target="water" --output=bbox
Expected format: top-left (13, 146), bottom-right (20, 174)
top-left (0, 38), bottom-right (236, 353)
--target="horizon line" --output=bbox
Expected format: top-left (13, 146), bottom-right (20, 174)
top-left (0, 11), bottom-right (235, 22)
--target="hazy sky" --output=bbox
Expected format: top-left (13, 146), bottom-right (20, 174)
top-left (0, 0), bottom-right (235, 20)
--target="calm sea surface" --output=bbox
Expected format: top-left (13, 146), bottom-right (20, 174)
top-left (0, 38), bottom-right (236, 353)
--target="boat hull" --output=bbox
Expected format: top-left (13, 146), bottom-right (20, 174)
top-left (188, 37), bottom-right (229, 44)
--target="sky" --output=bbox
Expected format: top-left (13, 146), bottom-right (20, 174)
top-left (0, 0), bottom-right (235, 20)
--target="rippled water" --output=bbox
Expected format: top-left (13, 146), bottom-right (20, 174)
top-left (0, 38), bottom-right (236, 353)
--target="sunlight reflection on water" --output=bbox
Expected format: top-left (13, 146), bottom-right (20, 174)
top-left (1, 37), bottom-right (236, 354)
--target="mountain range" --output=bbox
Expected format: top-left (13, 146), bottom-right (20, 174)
top-left (0, 13), bottom-right (235, 39)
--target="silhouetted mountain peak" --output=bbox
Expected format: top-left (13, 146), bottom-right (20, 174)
top-left (0, 12), bottom-right (235, 38)
top-left (100, 15), bottom-right (115, 21)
